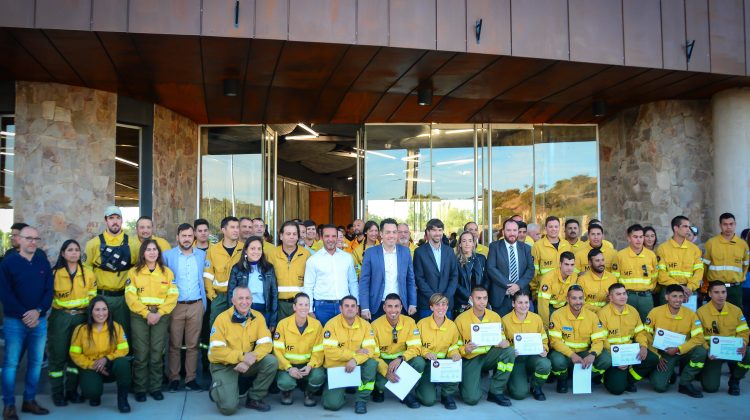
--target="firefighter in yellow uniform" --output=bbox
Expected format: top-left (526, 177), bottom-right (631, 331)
top-left (644, 284), bottom-right (706, 397)
top-left (204, 216), bottom-right (243, 327)
top-left (268, 221), bottom-right (312, 320)
top-left (598, 283), bottom-right (658, 394)
top-left (656, 216), bottom-right (704, 305)
top-left (208, 287), bottom-right (278, 414)
top-left (370, 294), bottom-right (424, 408)
top-left (548, 285), bottom-right (610, 393)
top-left (574, 224), bottom-right (617, 274)
top-left (273, 293), bottom-right (325, 407)
top-left (703, 212), bottom-right (750, 308)
top-left (696, 281), bottom-right (750, 395)
top-left (578, 248), bottom-right (618, 313)
top-left (537, 252), bottom-right (578, 326)
top-left (531, 217), bottom-right (571, 297)
top-left (613, 224), bottom-right (658, 322)
top-left (321, 296), bottom-right (379, 414)
top-left (134, 216), bottom-right (172, 253)
top-left (415, 293), bottom-right (462, 410)
top-left (124, 239), bottom-right (178, 401)
top-left (48, 240), bottom-right (98, 406)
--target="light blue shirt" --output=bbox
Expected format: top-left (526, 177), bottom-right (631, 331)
top-left (248, 265), bottom-right (265, 304)
top-left (175, 251), bottom-right (201, 301)
top-left (430, 243), bottom-right (442, 272)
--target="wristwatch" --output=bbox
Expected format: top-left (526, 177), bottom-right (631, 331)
top-left (589, 351), bottom-right (598, 357)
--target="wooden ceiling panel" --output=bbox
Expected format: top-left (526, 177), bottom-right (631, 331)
top-left (153, 82), bottom-right (206, 122)
top-left (543, 66), bottom-right (649, 104)
top-left (514, 101), bottom-right (568, 123)
top-left (240, 86), bottom-right (269, 123)
top-left (272, 42), bottom-right (349, 90)
top-left (472, 99), bottom-right (530, 122)
top-left (349, 48), bottom-right (426, 92)
top-left (449, 56), bottom-right (555, 100)
top-left (265, 87), bottom-right (320, 123)
top-left (45, 30), bottom-right (119, 91)
top-left (241, 40), bottom-right (284, 123)
top-left (429, 53), bottom-right (499, 96)
top-left (201, 36), bottom-right (250, 123)
top-left (367, 92), bottom-right (408, 122)
top-left (8, 28), bottom-right (83, 86)
top-left (331, 91), bottom-right (382, 123)
top-left (0, 29), bottom-right (53, 81)
top-left (130, 34), bottom-right (202, 84)
top-left (499, 61), bottom-right (609, 102)
top-left (96, 31), bottom-right (154, 100)
top-left (426, 97), bottom-right (487, 122)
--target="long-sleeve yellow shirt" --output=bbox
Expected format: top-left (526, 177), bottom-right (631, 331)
top-left (644, 305), bottom-right (704, 355)
top-left (69, 322), bottom-right (129, 369)
top-left (416, 316), bottom-right (461, 359)
top-left (208, 308), bottom-right (273, 365)
top-left (548, 306), bottom-right (606, 357)
top-left (272, 315), bottom-right (324, 371)
top-left (124, 265), bottom-right (178, 318)
top-left (322, 314), bottom-right (378, 368)
top-left (52, 267), bottom-right (97, 310)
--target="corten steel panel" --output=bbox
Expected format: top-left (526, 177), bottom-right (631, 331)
top-left (499, 62), bottom-right (608, 102)
top-left (202, 0), bottom-right (255, 38)
top-left (390, 0), bottom-right (436, 50)
top-left (427, 52), bottom-right (497, 96)
top-left (542, 66), bottom-right (648, 107)
top-left (622, 0), bottom-right (662, 68)
top-left (348, 48), bottom-right (425, 92)
top-left (516, 101), bottom-right (568, 123)
top-left (35, 0), bottom-right (91, 30)
top-left (360, 91), bottom-right (403, 121)
top-left (426, 96), bottom-right (486, 122)
top-left (436, 0), bottom-right (466, 52)
top-left (266, 87), bottom-right (322, 122)
top-left (510, 0), bottom-right (567, 60)
top-left (201, 36), bottom-right (250, 123)
top-left (685, 0), bottom-right (710, 72)
top-left (661, 0), bottom-right (687, 70)
top-left (606, 71), bottom-right (693, 105)
top-left (97, 32), bottom-right (155, 100)
top-left (130, 34), bottom-right (203, 84)
top-left (154, 82), bottom-right (207, 122)
top-left (0, 29), bottom-right (53, 81)
top-left (129, 0), bottom-right (201, 35)
top-left (333, 196), bottom-right (352, 228)
top-left (241, 39), bottom-right (284, 122)
top-left (272, 42), bottom-right (349, 89)
top-left (45, 30), bottom-right (119, 91)
top-left (709, 0), bottom-right (745, 75)
top-left (92, 0), bottom-right (128, 32)
top-left (569, 0), bottom-right (624, 65)
top-left (594, 68), bottom-right (673, 101)
top-left (681, 75), bottom-right (750, 98)
top-left (449, 56), bottom-right (554, 100)
top-left (309, 191), bottom-right (331, 225)
top-left (383, 50), bottom-right (455, 94)
top-left (638, 72), bottom-right (733, 102)
top-left (357, 0), bottom-right (388, 46)
top-left (255, 0), bottom-right (288, 40)
top-left (466, 0), bottom-right (510, 55)
top-left (472, 99), bottom-right (531, 122)
top-left (289, 0), bottom-right (356, 44)
top-left (8, 28), bottom-right (84, 86)
top-left (0, 0), bottom-right (34, 28)
top-left (332, 91), bottom-right (383, 122)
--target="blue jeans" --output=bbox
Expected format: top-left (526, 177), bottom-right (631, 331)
top-left (313, 301), bottom-right (341, 327)
top-left (2, 317), bottom-right (47, 405)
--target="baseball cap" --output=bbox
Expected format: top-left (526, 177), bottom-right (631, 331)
top-left (104, 206), bottom-right (122, 217)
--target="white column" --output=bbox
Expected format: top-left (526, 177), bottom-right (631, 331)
top-left (712, 88), bottom-right (750, 230)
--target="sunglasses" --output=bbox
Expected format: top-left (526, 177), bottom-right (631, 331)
top-left (392, 327), bottom-right (398, 344)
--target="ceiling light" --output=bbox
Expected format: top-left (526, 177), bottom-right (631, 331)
top-left (297, 123), bottom-right (318, 137)
top-left (0, 131), bottom-right (14, 137)
top-left (285, 135), bottom-right (319, 140)
top-left (444, 129), bottom-right (474, 135)
top-left (115, 156), bottom-right (139, 168)
top-left (347, 176), bottom-right (353, 181)
top-left (223, 79), bottom-right (240, 97)
top-left (366, 150), bottom-right (397, 159)
top-left (592, 100), bottom-right (607, 117)
top-left (417, 81), bottom-right (433, 106)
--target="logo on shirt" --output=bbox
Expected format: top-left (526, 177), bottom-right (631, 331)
top-left (370, 330), bottom-right (374, 336)
top-left (273, 332), bottom-right (280, 340)
top-left (125, 279), bottom-right (131, 285)
top-left (324, 331), bottom-right (331, 339)
top-left (597, 322), bottom-right (603, 328)
top-left (562, 326), bottom-right (573, 332)
top-left (82, 253), bottom-right (87, 262)
top-left (542, 285), bottom-right (549, 292)
top-left (612, 264), bottom-right (618, 271)
top-left (694, 320), bottom-right (701, 326)
top-left (645, 318), bottom-right (651, 325)
top-left (549, 322), bottom-right (555, 329)
top-left (204, 260), bottom-right (211, 268)
top-left (413, 329), bottom-right (420, 335)
top-left (210, 327), bottom-right (216, 336)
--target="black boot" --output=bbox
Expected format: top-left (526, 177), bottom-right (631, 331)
top-left (118, 388), bottom-right (131, 413)
top-left (66, 390), bottom-right (85, 404)
top-left (52, 393), bottom-right (67, 407)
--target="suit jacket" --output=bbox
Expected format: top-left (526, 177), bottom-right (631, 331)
top-left (358, 244), bottom-right (416, 312)
top-left (455, 253), bottom-right (487, 309)
top-left (485, 239), bottom-right (534, 314)
top-left (162, 247), bottom-right (207, 310)
top-left (413, 242), bottom-right (459, 310)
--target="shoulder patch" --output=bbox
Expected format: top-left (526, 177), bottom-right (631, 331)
top-left (597, 321), bottom-right (603, 328)
top-left (324, 331), bottom-right (331, 338)
top-left (273, 332), bottom-right (280, 340)
top-left (549, 322), bottom-right (555, 329)
top-left (612, 263), bottom-right (618, 271)
top-left (81, 252), bottom-right (87, 263)
top-left (122, 333), bottom-right (127, 340)
top-left (204, 260), bottom-right (211, 268)
top-left (125, 278), bottom-right (130, 285)
top-left (694, 320), bottom-right (701, 326)
top-left (413, 329), bottom-right (420, 335)
top-left (645, 318), bottom-right (651, 325)
top-left (741, 316), bottom-right (746, 322)
top-left (370, 329), bottom-right (374, 336)
top-left (542, 284), bottom-right (549, 291)
top-left (210, 327), bottom-right (216, 336)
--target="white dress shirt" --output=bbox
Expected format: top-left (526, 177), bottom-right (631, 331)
top-left (382, 246), bottom-right (398, 299)
top-left (303, 248), bottom-right (358, 302)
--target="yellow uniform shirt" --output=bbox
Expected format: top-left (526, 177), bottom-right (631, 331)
top-left (524, 237), bottom-right (535, 246)
top-left (311, 240), bottom-right (324, 252)
top-left (577, 270), bottom-right (617, 313)
top-left (83, 231), bottom-right (139, 292)
top-left (455, 309), bottom-right (506, 359)
top-left (537, 269), bottom-right (579, 326)
top-left (613, 247), bottom-right (658, 292)
top-left (372, 314), bottom-right (422, 376)
top-left (352, 241), bottom-right (380, 277)
top-left (263, 241), bottom-right (275, 257)
top-left (208, 308), bottom-right (272, 364)
top-left (124, 265), bottom-right (178, 318)
top-left (574, 245), bottom-right (618, 274)
top-left (322, 314), bottom-right (378, 368)
top-left (52, 267), bottom-right (97, 310)
top-left (69, 322), bottom-right (129, 370)
top-left (656, 239), bottom-right (704, 291)
top-left (597, 303), bottom-right (648, 347)
top-left (267, 245), bottom-right (311, 300)
top-left (531, 237), bottom-right (571, 295)
top-left (502, 311), bottom-right (549, 353)
top-left (416, 316), bottom-right (461, 359)
top-left (272, 315), bottom-right (324, 371)
top-left (644, 305), bottom-right (704, 355)
top-left (703, 234), bottom-right (750, 284)
top-left (135, 235), bottom-right (171, 253)
top-left (566, 239), bottom-right (586, 252)
top-left (476, 243), bottom-right (489, 258)
top-left (696, 302), bottom-right (749, 348)
top-left (548, 306), bottom-right (606, 357)
top-left (203, 242), bottom-right (244, 298)
top-left (582, 239), bottom-right (615, 250)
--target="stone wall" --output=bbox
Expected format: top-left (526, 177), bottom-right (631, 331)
top-left (14, 81), bottom-right (116, 256)
top-left (152, 104), bottom-right (198, 244)
top-left (599, 100), bottom-right (713, 249)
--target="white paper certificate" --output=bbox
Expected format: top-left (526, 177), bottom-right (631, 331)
top-left (471, 323), bottom-right (503, 346)
top-left (652, 328), bottom-right (686, 350)
top-left (327, 366), bottom-right (361, 389)
top-left (610, 343), bottom-right (641, 367)
top-left (709, 336), bottom-right (744, 362)
top-left (572, 364), bottom-right (592, 394)
top-left (513, 333), bottom-right (544, 356)
top-left (384, 361), bottom-right (422, 400)
top-left (430, 359), bottom-right (462, 383)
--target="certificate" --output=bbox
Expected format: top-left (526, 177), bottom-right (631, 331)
top-left (652, 328), bottom-right (686, 350)
top-left (709, 336), bottom-right (744, 362)
top-left (471, 323), bottom-right (503, 346)
top-left (610, 343), bottom-right (641, 367)
top-left (572, 364), bottom-right (592, 394)
top-left (514, 333), bottom-right (544, 356)
top-left (384, 361), bottom-right (422, 400)
top-left (683, 295), bottom-right (698, 312)
top-left (430, 359), bottom-right (462, 383)
top-left (327, 366), bottom-right (361, 389)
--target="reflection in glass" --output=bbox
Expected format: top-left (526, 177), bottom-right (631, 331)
top-left (487, 128), bottom-right (534, 236)
top-left (430, 125), bottom-right (476, 235)
top-left (0, 116), bottom-right (14, 252)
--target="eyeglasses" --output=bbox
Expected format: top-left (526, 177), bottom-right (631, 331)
top-left (21, 236), bottom-right (41, 242)
top-left (392, 327), bottom-right (398, 344)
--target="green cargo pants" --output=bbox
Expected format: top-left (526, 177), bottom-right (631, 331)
top-left (603, 348), bottom-right (659, 395)
top-left (323, 358), bottom-right (378, 410)
top-left (460, 346), bottom-right (515, 405)
top-left (549, 350), bottom-right (611, 382)
top-left (209, 355), bottom-right (278, 415)
top-left (130, 313), bottom-right (169, 393)
top-left (627, 291), bottom-right (654, 323)
top-left (650, 346), bottom-right (706, 392)
top-left (79, 358), bottom-right (132, 400)
top-left (414, 359), bottom-right (459, 406)
top-left (726, 285), bottom-right (743, 309)
top-left (701, 351), bottom-right (750, 393)
top-left (102, 295), bottom-right (129, 338)
top-left (507, 355), bottom-right (551, 400)
top-left (209, 293), bottom-right (229, 329)
top-left (374, 356), bottom-right (425, 394)
top-left (277, 300), bottom-right (294, 321)
top-left (47, 309), bottom-right (86, 395)
top-left (276, 364), bottom-right (326, 393)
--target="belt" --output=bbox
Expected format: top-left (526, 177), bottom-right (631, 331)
top-left (627, 291), bottom-right (651, 297)
top-left (97, 289), bottom-right (124, 297)
top-left (315, 299), bottom-right (339, 304)
top-left (178, 299), bottom-right (201, 304)
top-left (279, 298), bottom-right (296, 303)
top-left (63, 308), bottom-right (86, 315)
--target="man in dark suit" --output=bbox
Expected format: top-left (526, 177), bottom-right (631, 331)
top-left (486, 219), bottom-right (535, 315)
top-left (413, 219), bottom-right (459, 319)
top-left (359, 218), bottom-right (417, 320)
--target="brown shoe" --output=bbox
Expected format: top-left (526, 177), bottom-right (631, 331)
top-left (21, 400), bottom-right (49, 415)
top-left (245, 399), bottom-right (271, 412)
top-left (3, 405), bottom-right (19, 420)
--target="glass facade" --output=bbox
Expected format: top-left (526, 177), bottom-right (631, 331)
top-left (0, 116), bottom-right (14, 254)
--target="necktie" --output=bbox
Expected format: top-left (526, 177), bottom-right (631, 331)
top-left (509, 244), bottom-right (518, 283)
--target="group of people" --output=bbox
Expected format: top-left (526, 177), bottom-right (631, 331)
top-left (1, 207), bottom-right (749, 418)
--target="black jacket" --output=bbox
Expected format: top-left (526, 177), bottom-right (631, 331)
top-left (227, 264), bottom-right (279, 327)
top-left (455, 253), bottom-right (487, 309)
